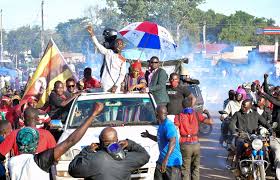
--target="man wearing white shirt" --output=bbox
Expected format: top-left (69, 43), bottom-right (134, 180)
top-left (87, 25), bottom-right (126, 93)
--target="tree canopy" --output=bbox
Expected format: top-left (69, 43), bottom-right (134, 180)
top-left (2, 0), bottom-right (276, 65)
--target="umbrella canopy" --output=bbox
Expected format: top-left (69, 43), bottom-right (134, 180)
top-left (119, 21), bottom-right (176, 51)
top-left (122, 49), bottom-right (147, 61)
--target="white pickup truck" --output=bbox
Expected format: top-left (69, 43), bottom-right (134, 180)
top-left (55, 92), bottom-right (159, 180)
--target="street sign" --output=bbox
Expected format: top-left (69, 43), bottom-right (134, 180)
top-left (262, 27), bottom-right (280, 35)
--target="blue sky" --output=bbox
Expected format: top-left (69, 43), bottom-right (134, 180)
top-left (0, 0), bottom-right (279, 31)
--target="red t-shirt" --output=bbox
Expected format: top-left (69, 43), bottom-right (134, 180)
top-left (0, 105), bottom-right (16, 124)
top-left (174, 112), bottom-right (206, 143)
top-left (0, 128), bottom-right (56, 156)
top-left (83, 77), bottom-right (100, 89)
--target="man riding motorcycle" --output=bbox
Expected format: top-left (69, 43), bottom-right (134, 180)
top-left (220, 90), bottom-right (244, 145)
top-left (221, 89), bottom-right (244, 120)
top-left (252, 96), bottom-right (272, 124)
top-left (229, 99), bottom-right (272, 163)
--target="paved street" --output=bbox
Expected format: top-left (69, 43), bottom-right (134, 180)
top-left (200, 116), bottom-right (235, 180)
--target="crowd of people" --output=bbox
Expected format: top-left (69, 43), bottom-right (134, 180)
top-left (220, 73), bottom-right (280, 179)
top-left (0, 26), bottom-right (212, 180)
top-left (2, 23), bottom-right (279, 180)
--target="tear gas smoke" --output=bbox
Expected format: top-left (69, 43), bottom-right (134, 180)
top-left (82, 31), bottom-right (279, 112)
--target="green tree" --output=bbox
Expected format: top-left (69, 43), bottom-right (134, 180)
top-left (84, 2), bottom-right (123, 33)
top-left (108, 0), bottom-right (151, 22)
top-left (218, 11), bottom-right (275, 45)
top-left (201, 9), bottom-right (227, 43)
top-left (6, 25), bottom-right (41, 60)
top-left (109, 0), bottom-right (205, 44)
top-left (55, 18), bottom-right (89, 53)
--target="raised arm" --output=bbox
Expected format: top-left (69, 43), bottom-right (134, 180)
top-left (87, 25), bottom-right (110, 55)
top-left (53, 102), bottom-right (104, 161)
top-left (263, 93), bottom-right (280, 106)
top-left (263, 74), bottom-right (271, 95)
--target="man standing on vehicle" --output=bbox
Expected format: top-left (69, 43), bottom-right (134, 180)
top-left (145, 56), bottom-right (169, 106)
top-left (166, 73), bottom-right (196, 116)
top-left (87, 25), bottom-right (126, 93)
top-left (68, 127), bottom-right (150, 180)
top-left (141, 106), bottom-right (182, 180)
top-left (174, 99), bottom-right (213, 180)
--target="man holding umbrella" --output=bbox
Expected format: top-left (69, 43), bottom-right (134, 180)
top-left (87, 25), bottom-right (126, 93)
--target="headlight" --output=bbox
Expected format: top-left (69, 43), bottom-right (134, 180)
top-left (252, 139), bottom-right (263, 151)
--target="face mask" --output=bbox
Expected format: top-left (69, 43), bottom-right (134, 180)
top-left (182, 108), bottom-right (193, 114)
top-left (171, 81), bottom-right (179, 87)
top-left (106, 142), bottom-right (126, 161)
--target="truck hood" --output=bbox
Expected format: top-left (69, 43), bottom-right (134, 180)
top-left (58, 125), bottom-right (159, 164)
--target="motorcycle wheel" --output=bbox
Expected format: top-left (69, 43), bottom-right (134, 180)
top-left (199, 123), bottom-right (213, 136)
top-left (257, 165), bottom-right (266, 180)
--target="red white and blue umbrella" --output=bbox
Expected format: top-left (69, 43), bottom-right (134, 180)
top-left (119, 21), bottom-right (176, 51)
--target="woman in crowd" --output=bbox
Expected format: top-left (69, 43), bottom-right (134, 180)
top-left (121, 61), bottom-right (147, 93)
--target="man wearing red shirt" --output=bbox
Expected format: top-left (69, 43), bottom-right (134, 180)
top-left (83, 67), bottom-right (101, 90)
top-left (0, 107), bottom-right (56, 156)
top-left (174, 99), bottom-right (213, 180)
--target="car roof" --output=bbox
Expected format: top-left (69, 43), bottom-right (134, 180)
top-left (77, 92), bottom-right (151, 101)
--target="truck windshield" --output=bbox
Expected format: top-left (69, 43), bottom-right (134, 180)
top-left (69, 97), bottom-right (157, 128)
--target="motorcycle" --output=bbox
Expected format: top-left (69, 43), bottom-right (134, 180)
top-left (238, 130), bottom-right (270, 180)
top-left (218, 110), bottom-right (232, 149)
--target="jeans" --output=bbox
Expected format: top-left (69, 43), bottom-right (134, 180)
top-left (154, 163), bottom-right (182, 180)
top-left (270, 137), bottom-right (280, 180)
top-left (180, 143), bottom-right (200, 180)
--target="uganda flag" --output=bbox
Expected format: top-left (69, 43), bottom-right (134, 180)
top-left (21, 38), bottom-right (77, 108)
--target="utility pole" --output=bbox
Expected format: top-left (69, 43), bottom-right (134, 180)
top-left (0, 9), bottom-right (3, 62)
top-left (275, 36), bottom-right (279, 62)
top-left (41, 0), bottom-right (45, 56)
top-left (202, 21), bottom-right (206, 54)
